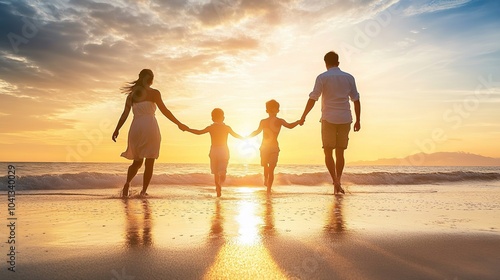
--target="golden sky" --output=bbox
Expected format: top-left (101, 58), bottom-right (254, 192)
top-left (1, 0), bottom-right (499, 164)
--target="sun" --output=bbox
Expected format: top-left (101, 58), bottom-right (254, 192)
top-left (229, 127), bottom-right (261, 163)
top-left (237, 137), bottom-right (260, 160)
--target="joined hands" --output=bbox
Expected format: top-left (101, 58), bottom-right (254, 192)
top-left (178, 123), bottom-right (189, 131)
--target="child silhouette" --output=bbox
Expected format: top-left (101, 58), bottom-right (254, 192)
top-left (186, 108), bottom-right (244, 197)
top-left (248, 100), bottom-right (300, 193)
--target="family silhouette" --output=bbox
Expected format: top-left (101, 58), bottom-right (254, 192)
top-left (113, 51), bottom-right (361, 197)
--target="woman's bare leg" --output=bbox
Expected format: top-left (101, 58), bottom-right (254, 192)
top-left (123, 159), bottom-right (143, 197)
top-left (141, 158), bottom-right (155, 195)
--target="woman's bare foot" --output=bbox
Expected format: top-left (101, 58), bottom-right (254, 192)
top-left (140, 189), bottom-right (148, 197)
top-left (122, 183), bottom-right (130, 197)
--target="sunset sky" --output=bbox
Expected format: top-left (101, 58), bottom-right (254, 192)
top-left (1, 0), bottom-right (499, 164)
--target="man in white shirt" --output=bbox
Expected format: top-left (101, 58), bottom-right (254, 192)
top-left (300, 51), bottom-right (361, 194)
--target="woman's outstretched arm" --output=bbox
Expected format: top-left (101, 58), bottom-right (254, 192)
top-left (112, 95), bottom-right (132, 142)
top-left (153, 89), bottom-right (188, 131)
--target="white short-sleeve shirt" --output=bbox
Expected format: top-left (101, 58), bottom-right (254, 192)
top-left (309, 67), bottom-right (360, 124)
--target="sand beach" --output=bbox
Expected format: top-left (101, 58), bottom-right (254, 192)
top-left (1, 183), bottom-right (500, 280)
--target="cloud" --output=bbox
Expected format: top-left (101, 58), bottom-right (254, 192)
top-left (0, 0), bottom-right (498, 141)
top-left (199, 36), bottom-right (260, 52)
top-left (0, 0), bottom-right (292, 136)
top-left (196, 0), bottom-right (294, 26)
top-left (0, 92), bottom-right (76, 133)
top-left (402, 0), bottom-right (472, 16)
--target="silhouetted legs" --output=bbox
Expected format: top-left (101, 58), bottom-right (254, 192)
top-left (123, 159), bottom-right (144, 197)
top-left (264, 164), bottom-right (276, 193)
top-left (324, 147), bottom-right (345, 194)
top-left (141, 158), bottom-right (155, 195)
top-left (122, 158), bottom-right (155, 197)
top-left (214, 173), bottom-right (224, 197)
top-left (335, 148), bottom-right (345, 186)
top-left (324, 147), bottom-right (336, 181)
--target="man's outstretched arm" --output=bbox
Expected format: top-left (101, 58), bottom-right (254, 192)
top-left (353, 99), bottom-right (361, 132)
top-left (300, 98), bottom-right (317, 125)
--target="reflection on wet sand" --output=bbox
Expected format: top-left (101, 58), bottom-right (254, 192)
top-left (204, 190), bottom-right (287, 279)
top-left (123, 199), bottom-right (153, 248)
top-left (261, 195), bottom-right (275, 237)
top-left (210, 199), bottom-right (224, 237)
top-left (324, 195), bottom-right (345, 235)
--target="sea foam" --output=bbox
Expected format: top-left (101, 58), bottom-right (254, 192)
top-left (2, 171), bottom-right (500, 190)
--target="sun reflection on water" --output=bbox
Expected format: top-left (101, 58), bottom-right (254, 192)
top-left (204, 189), bottom-right (287, 279)
top-left (236, 200), bottom-right (263, 245)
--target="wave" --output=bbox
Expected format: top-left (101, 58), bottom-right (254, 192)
top-left (1, 171), bottom-right (499, 190)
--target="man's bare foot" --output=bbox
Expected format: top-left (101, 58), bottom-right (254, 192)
top-left (139, 190), bottom-right (148, 197)
top-left (334, 182), bottom-right (345, 195)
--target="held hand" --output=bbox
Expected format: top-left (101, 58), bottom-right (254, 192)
top-left (354, 121), bottom-right (361, 132)
top-left (178, 123), bottom-right (189, 131)
top-left (112, 130), bottom-right (119, 142)
top-left (298, 118), bottom-right (305, 126)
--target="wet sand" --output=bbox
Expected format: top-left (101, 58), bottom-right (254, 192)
top-left (1, 184), bottom-right (500, 279)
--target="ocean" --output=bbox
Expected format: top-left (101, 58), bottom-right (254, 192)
top-left (1, 161), bottom-right (500, 280)
top-left (1, 162), bottom-right (500, 191)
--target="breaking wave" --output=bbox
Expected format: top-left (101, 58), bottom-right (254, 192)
top-left (2, 171), bottom-right (500, 190)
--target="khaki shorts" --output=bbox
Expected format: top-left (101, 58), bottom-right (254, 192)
top-left (260, 146), bottom-right (280, 167)
top-left (321, 121), bottom-right (351, 149)
top-left (209, 146), bottom-right (229, 175)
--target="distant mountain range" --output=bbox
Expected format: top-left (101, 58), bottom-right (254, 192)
top-left (351, 152), bottom-right (500, 166)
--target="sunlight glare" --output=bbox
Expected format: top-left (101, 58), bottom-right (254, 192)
top-left (237, 137), bottom-right (260, 160)
top-left (236, 201), bottom-right (262, 245)
top-left (235, 187), bottom-right (256, 194)
top-left (203, 243), bottom-right (288, 280)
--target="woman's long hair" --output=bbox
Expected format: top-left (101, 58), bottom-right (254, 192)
top-left (121, 69), bottom-right (154, 99)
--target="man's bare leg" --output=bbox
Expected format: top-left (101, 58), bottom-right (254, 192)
top-left (324, 147), bottom-right (339, 193)
top-left (335, 148), bottom-right (346, 194)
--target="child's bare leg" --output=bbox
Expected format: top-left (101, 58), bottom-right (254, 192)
top-left (263, 166), bottom-right (269, 187)
top-left (214, 173), bottom-right (220, 187)
top-left (141, 158), bottom-right (155, 195)
top-left (123, 159), bottom-right (143, 197)
top-left (220, 173), bottom-right (226, 185)
top-left (267, 164), bottom-right (276, 192)
top-left (214, 173), bottom-right (221, 197)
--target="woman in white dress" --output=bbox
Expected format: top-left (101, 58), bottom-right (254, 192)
top-left (112, 69), bottom-right (188, 197)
